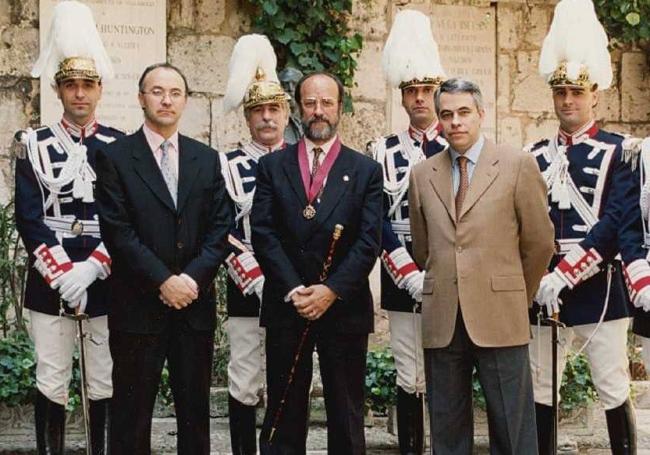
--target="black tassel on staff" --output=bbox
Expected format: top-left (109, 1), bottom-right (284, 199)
top-left (267, 223), bottom-right (344, 443)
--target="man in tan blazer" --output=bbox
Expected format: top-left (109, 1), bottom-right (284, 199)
top-left (408, 78), bottom-right (554, 455)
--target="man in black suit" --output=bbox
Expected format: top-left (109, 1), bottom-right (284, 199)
top-left (252, 72), bottom-right (383, 455)
top-left (94, 63), bottom-right (232, 455)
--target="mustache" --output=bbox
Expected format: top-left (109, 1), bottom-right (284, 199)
top-left (253, 120), bottom-right (279, 131)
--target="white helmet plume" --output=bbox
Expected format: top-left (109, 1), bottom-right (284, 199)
top-left (539, 0), bottom-right (612, 89)
top-left (31, 0), bottom-right (114, 82)
top-left (382, 9), bottom-right (446, 89)
top-left (223, 34), bottom-right (282, 113)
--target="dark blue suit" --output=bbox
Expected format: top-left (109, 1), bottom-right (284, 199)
top-left (252, 141), bottom-right (382, 454)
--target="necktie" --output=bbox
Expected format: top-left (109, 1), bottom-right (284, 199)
top-left (160, 140), bottom-right (178, 207)
top-left (311, 147), bottom-right (323, 184)
top-left (455, 156), bottom-right (469, 220)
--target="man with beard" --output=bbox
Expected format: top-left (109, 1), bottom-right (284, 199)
top-left (252, 72), bottom-right (383, 454)
top-left (528, 1), bottom-right (644, 452)
top-left (220, 34), bottom-right (290, 455)
top-left (14, 2), bottom-right (121, 453)
top-left (367, 11), bottom-right (447, 453)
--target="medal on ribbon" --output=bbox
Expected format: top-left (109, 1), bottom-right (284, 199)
top-left (297, 137), bottom-right (341, 220)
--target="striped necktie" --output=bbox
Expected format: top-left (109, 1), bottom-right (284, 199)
top-left (160, 140), bottom-right (177, 207)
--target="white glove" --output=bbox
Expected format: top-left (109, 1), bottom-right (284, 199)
top-left (66, 292), bottom-right (88, 314)
top-left (535, 272), bottom-right (567, 317)
top-left (60, 261), bottom-right (101, 303)
top-left (637, 288), bottom-right (650, 312)
top-left (403, 270), bottom-right (425, 303)
top-left (253, 276), bottom-right (265, 302)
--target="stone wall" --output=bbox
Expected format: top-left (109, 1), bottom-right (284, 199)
top-left (1, 0), bottom-right (648, 197)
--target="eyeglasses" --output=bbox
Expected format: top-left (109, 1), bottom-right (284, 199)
top-left (141, 88), bottom-right (186, 101)
top-left (301, 97), bottom-right (338, 110)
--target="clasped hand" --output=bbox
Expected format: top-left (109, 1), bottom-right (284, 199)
top-left (159, 274), bottom-right (198, 309)
top-left (292, 284), bottom-right (337, 321)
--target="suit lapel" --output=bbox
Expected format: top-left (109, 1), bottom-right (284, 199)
top-left (458, 139), bottom-right (499, 220)
top-left (428, 151), bottom-right (456, 226)
top-left (282, 145), bottom-right (308, 207)
top-left (131, 128), bottom-right (176, 212)
top-left (176, 135), bottom-right (201, 214)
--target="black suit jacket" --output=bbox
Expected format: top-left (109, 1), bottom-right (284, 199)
top-left (251, 142), bottom-right (383, 334)
top-left (95, 128), bottom-right (232, 334)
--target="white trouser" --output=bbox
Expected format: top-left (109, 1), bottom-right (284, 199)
top-left (226, 316), bottom-right (265, 406)
top-left (29, 310), bottom-right (112, 405)
top-left (641, 335), bottom-right (650, 371)
top-left (529, 318), bottom-right (630, 410)
top-left (388, 310), bottom-right (425, 395)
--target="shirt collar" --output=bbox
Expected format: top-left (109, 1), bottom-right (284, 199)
top-left (558, 119), bottom-right (598, 146)
top-left (449, 134), bottom-right (485, 166)
top-left (250, 139), bottom-right (285, 154)
top-left (143, 123), bottom-right (179, 153)
top-left (408, 121), bottom-right (442, 144)
top-left (304, 135), bottom-right (338, 156)
top-left (60, 117), bottom-right (98, 140)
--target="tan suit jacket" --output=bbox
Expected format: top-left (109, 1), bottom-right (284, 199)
top-left (408, 138), bottom-right (554, 349)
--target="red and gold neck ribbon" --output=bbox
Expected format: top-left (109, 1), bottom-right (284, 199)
top-left (297, 137), bottom-right (342, 203)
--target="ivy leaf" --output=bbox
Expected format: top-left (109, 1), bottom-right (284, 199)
top-left (262, 0), bottom-right (279, 15)
top-left (290, 41), bottom-right (309, 56)
top-left (626, 12), bottom-right (641, 26)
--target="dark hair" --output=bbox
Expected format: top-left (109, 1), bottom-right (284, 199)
top-left (434, 78), bottom-right (484, 115)
top-left (138, 62), bottom-right (189, 94)
top-left (294, 71), bottom-right (344, 108)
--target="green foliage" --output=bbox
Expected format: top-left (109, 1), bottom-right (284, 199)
top-left (365, 347), bottom-right (397, 415)
top-left (0, 201), bottom-right (28, 336)
top-left (594, 0), bottom-right (650, 49)
top-left (0, 329), bottom-right (35, 406)
top-left (247, 0), bottom-right (363, 111)
top-left (560, 354), bottom-right (598, 413)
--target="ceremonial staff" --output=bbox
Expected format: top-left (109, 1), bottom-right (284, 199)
top-left (267, 223), bottom-right (344, 443)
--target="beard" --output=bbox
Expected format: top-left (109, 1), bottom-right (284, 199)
top-left (303, 115), bottom-right (339, 141)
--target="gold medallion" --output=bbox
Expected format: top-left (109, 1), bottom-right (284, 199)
top-left (303, 204), bottom-right (316, 220)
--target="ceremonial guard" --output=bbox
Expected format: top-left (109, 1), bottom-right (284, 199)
top-left (619, 136), bottom-right (650, 389)
top-left (367, 10), bottom-right (447, 454)
top-left (220, 34), bottom-right (290, 455)
top-left (14, 2), bottom-right (121, 454)
top-left (527, 1), bottom-right (643, 452)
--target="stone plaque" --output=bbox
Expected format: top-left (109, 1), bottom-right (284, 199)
top-left (38, 0), bottom-right (166, 132)
top-left (389, 4), bottom-right (497, 140)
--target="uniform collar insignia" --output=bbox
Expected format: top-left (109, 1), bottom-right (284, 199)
top-left (60, 117), bottom-right (98, 140)
top-left (558, 120), bottom-right (598, 146)
top-left (409, 121), bottom-right (441, 145)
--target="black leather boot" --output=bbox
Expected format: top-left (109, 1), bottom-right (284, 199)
top-left (229, 394), bottom-right (258, 455)
top-left (89, 398), bottom-right (110, 455)
top-left (535, 402), bottom-right (553, 455)
top-left (605, 399), bottom-right (637, 454)
top-left (396, 387), bottom-right (424, 455)
top-left (35, 390), bottom-right (65, 455)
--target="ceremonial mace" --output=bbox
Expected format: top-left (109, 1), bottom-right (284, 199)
top-left (267, 223), bottom-right (344, 443)
top-left (64, 294), bottom-right (92, 455)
